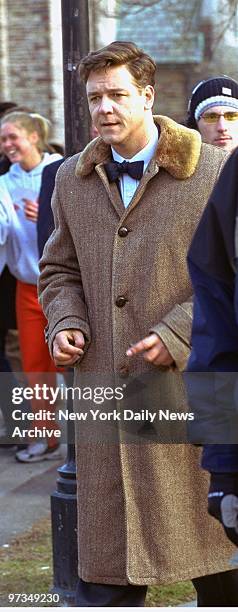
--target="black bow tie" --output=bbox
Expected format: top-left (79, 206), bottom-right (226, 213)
top-left (105, 160), bottom-right (144, 182)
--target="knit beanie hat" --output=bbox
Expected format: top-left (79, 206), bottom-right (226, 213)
top-left (187, 76), bottom-right (238, 128)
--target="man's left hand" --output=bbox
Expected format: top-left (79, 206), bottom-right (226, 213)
top-left (126, 333), bottom-right (174, 367)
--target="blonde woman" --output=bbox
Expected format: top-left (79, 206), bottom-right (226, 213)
top-left (0, 111), bottom-right (62, 462)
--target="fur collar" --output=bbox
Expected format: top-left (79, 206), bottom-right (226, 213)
top-left (75, 115), bottom-right (202, 180)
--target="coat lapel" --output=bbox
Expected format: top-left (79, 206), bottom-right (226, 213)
top-left (75, 116), bottom-right (202, 181)
top-left (95, 164), bottom-right (125, 217)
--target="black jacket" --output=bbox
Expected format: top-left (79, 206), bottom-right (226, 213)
top-left (186, 148), bottom-right (238, 472)
top-left (37, 158), bottom-right (64, 258)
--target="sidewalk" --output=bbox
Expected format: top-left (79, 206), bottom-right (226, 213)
top-left (0, 445), bottom-right (64, 546)
top-left (0, 445), bottom-right (197, 607)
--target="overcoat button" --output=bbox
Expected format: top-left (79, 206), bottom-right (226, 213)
top-left (118, 227), bottom-right (128, 237)
top-left (115, 296), bottom-right (127, 308)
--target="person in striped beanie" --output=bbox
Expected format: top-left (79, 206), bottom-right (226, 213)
top-left (186, 76), bottom-right (238, 151)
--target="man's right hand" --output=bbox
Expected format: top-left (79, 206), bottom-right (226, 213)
top-left (53, 329), bottom-right (85, 367)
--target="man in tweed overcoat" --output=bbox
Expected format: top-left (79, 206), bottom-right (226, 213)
top-left (39, 42), bottom-right (238, 606)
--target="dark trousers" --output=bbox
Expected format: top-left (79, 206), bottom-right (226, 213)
top-left (0, 266), bottom-right (18, 438)
top-left (193, 569), bottom-right (238, 606)
top-left (0, 328), bottom-right (18, 437)
top-left (75, 569), bottom-right (238, 607)
top-left (75, 580), bottom-right (146, 607)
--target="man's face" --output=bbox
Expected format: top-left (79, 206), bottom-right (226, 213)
top-left (86, 64), bottom-right (154, 158)
top-left (197, 105), bottom-right (238, 151)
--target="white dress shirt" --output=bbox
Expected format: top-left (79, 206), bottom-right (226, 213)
top-left (111, 124), bottom-right (158, 207)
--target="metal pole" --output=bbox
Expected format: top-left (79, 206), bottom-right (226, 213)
top-left (51, 373), bottom-right (78, 606)
top-left (51, 1), bottom-right (90, 605)
top-left (61, 0), bottom-right (90, 155)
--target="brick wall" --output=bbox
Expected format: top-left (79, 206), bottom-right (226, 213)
top-left (6, 0), bottom-right (51, 114)
top-left (0, 0), bottom-right (10, 98)
top-left (0, 0), bottom-right (64, 143)
top-left (153, 67), bottom-right (188, 123)
top-left (48, 0), bottom-right (64, 143)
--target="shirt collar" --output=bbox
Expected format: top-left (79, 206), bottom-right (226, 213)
top-left (111, 123), bottom-right (158, 170)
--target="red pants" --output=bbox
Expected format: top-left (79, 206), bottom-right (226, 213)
top-left (16, 280), bottom-right (59, 447)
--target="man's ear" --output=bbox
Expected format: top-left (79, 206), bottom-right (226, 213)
top-left (144, 85), bottom-right (154, 110)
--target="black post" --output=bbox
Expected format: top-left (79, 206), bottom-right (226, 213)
top-left (51, 372), bottom-right (78, 606)
top-left (61, 0), bottom-right (90, 155)
top-left (50, 1), bottom-right (90, 605)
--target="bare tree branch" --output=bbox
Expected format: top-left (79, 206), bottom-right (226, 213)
top-left (95, 0), bottom-right (185, 19)
top-left (92, 0), bottom-right (238, 46)
top-left (204, 0), bottom-right (238, 48)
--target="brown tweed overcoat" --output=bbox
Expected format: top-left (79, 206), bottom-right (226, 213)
top-left (39, 116), bottom-right (235, 585)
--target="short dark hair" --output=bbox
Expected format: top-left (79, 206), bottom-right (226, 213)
top-left (0, 102), bottom-right (35, 120)
top-left (0, 101), bottom-right (18, 119)
top-left (78, 41), bottom-right (156, 89)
